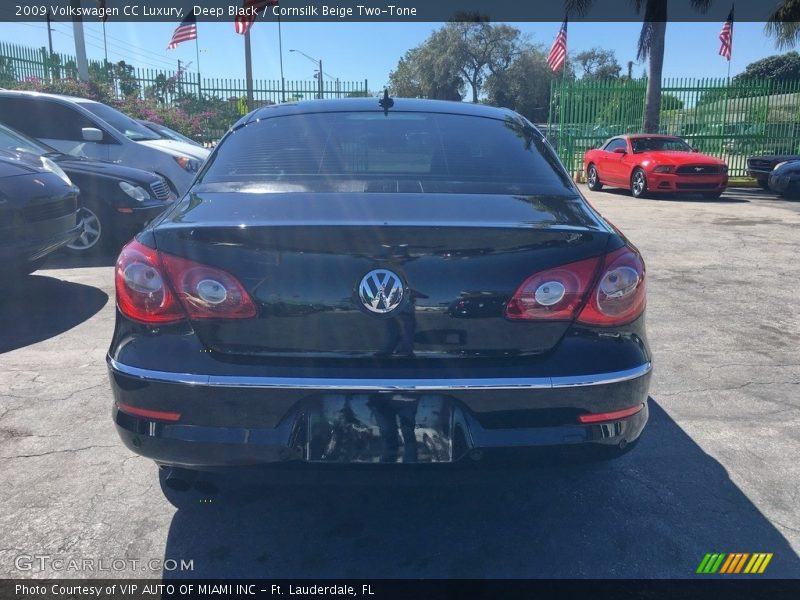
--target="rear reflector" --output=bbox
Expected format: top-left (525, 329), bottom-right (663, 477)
top-left (116, 401), bottom-right (181, 422)
top-left (578, 403), bottom-right (644, 424)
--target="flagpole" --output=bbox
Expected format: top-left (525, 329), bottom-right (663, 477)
top-left (245, 29), bottom-right (254, 110)
top-left (195, 34), bottom-right (202, 97)
top-left (278, 15), bottom-right (285, 102)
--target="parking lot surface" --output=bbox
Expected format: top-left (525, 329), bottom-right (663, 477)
top-left (1, 187), bottom-right (799, 579)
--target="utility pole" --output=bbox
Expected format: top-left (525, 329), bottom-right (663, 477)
top-left (244, 31), bottom-right (254, 109)
top-left (318, 59), bottom-right (323, 99)
top-left (70, 0), bottom-right (89, 81)
top-left (45, 10), bottom-right (55, 80)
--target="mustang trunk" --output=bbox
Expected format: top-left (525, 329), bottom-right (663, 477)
top-left (149, 190), bottom-right (613, 360)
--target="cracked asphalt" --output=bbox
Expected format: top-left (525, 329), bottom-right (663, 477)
top-left (0, 186), bottom-right (798, 579)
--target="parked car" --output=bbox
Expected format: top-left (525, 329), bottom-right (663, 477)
top-left (0, 122), bottom-right (175, 253)
top-left (108, 98), bottom-right (652, 488)
top-left (746, 154), bottom-right (800, 189)
top-left (137, 119), bottom-right (203, 148)
top-left (0, 90), bottom-right (209, 195)
top-left (584, 134), bottom-right (728, 199)
top-left (767, 160), bottom-right (800, 197)
top-left (0, 148), bottom-right (81, 274)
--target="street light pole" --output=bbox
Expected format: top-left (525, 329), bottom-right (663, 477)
top-left (318, 59), bottom-right (323, 99)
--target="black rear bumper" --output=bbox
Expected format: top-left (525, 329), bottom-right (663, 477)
top-left (108, 357), bottom-right (651, 468)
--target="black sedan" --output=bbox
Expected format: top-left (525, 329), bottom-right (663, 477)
top-left (108, 98), bottom-right (652, 485)
top-left (0, 148), bottom-right (81, 274)
top-left (0, 122), bottom-right (175, 254)
top-left (768, 160), bottom-right (800, 197)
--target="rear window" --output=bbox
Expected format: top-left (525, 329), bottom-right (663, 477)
top-left (199, 111), bottom-right (572, 195)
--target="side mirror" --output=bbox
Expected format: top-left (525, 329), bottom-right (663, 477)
top-left (81, 127), bottom-right (104, 142)
top-left (691, 147), bottom-right (700, 153)
top-left (613, 147), bottom-right (627, 154)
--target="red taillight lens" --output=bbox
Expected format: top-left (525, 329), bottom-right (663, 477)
top-left (115, 240), bottom-right (184, 324)
top-left (505, 255), bottom-right (602, 321)
top-left (115, 239), bottom-right (256, 323)
top-left (160, 252), bottom-right (256, 319)
top-left (577, 246), bottom-right (646, 326)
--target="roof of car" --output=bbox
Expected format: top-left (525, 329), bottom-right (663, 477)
top-left (247, 98), bottom-right (520, 123)
top-left (624, 133), bottom-right (681, 139)
top-left (0, 89), bottom-right (99, 104)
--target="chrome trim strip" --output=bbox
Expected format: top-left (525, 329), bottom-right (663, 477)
top-left (107, 357), bottom-right (651, 391)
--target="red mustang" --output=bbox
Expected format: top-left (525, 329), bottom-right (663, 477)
top-left (584, 134), bottom-right (728, 199)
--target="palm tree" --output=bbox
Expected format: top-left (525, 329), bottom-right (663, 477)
top-left (568, 0), bottom-right (712, 133)
top-left (766, 1), bottom-right (800, 48)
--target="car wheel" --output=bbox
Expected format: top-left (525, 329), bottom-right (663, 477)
top-left (66, 206), bottom-right (107, 254)
top-left (702, 192), bottom-right (723, 200)
top-left (758, 179), bottom-right (770, 190)
top-left (586, 164), bottom-right (603, 191)
top-left (630, 168), bottom-right (648, 198)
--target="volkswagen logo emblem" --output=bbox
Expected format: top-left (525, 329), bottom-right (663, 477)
top-left (358, 269), bottom-right (405, 314)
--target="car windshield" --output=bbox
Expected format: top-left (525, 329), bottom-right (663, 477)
top-left (77, 102), bottom-right (160, 141)
top-left (631, 137), bottom-right (692, 153)
top-left (145, 121), bottom-right (198, 145)
top-left (0, 122), bottom-right (54, 156)
top-left (199, 111), bottom-right (573, 195)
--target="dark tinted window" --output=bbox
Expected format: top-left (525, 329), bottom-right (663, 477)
top-left (0, 97), bottom-right (97, 140)
top-left (200, 112), bottom-right (573, 195)
top-left (631, 137), bottom-right (692, 153)
top-left (78, 102), bottom-right (159, 141)
top-left (603, 138), bottom-right (627, 152)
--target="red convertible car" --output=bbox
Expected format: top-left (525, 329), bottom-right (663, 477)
top-left (584, 134), bottom-right (728, 199)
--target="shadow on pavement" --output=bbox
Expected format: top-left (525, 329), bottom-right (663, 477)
top-left (0, 275), bottom-right (108, 353)
top-left (160, 400), bottom-right (799, 578)
top-left (43, 248), bottom-right (118, 269)
top-left (596, 187), bottom-right (750, 204)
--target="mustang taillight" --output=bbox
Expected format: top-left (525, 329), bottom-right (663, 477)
top-left (505, 245), bottom-right (646, 326)
top-left (115, 239), bottom-right (256, 324)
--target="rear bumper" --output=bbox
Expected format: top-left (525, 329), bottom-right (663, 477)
top-left (108, 357), bottom-right (652, 468)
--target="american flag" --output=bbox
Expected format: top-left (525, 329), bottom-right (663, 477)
top-left (547, 20), bottom-right (568, 72)
top-left (718, 7), bottom-right (734, 61)
top-left (235, 0), bottom-right (279, 36)
top-left (166, 13), bottom-right (197, 50)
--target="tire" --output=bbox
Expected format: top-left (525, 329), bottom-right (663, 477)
top-left (702, 191), bottom-right (723, 200)
top-left (586, 164), bottom-right (603, 191)
top-left (66, 205), bottom-right (108, 254)
top-left (630, 168), bottom-right (648, 198)
top-left (757, 179), bottom-right (770, 190)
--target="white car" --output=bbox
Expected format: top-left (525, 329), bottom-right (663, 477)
top-left (0, 90), bottom-right (209, 195)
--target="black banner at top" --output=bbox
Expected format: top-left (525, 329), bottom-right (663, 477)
top-left (0, 0), bottom-right (795, 23)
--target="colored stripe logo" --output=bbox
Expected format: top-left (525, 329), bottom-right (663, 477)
top-left (697, 553), bottom-right (773, 574)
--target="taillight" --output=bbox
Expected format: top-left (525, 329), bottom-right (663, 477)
top-left (504, 245), bottom-right (646, 326)
top-left (576, 246), bottom-right (646, 326)
top-left (115, 239), bottom-right (256, 323)
top-left (160, 252), bottom-right (256, 319)
top-left (116, 240), bottom-right (183, 324)
top-left (505, 255), bottom-right (602, 321)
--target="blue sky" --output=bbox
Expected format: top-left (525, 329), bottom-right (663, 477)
top-left (1, 20), bottom-right (786, 90)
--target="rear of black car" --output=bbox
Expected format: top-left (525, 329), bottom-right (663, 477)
top-left (108, 100), bottom-right (651, 469)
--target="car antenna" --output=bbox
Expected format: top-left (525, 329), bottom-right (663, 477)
top-left (378, 89), bottom-right (394, 115)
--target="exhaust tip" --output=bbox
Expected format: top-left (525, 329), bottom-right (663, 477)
top-left (618, 439), bottom-right (628, 450)
top-left (469, 449), bottom-right (484, 462)
top-left (163, 467), bottom-right (196, 492)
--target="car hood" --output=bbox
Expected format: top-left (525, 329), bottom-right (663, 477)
top-left (749, 154), bottom-right (800, 163)
top-left (772, 160), bottom-right (800, 174)
top-left (137, 139), bottom-right (209, 160)
top-left (0, 148), bottom-right (49, 178)
top-left (54, 154), bottom-right (161, 184)
top-left (639, 150), bottom-right (725, 165)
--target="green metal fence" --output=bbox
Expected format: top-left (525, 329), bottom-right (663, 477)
top-left (547, 78), bottom-right (800, 178)
top-left (0, 41), bottom-right (368, 101)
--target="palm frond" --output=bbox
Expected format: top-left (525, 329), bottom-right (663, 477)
top-left (766, 0), bottom-right (800, 49)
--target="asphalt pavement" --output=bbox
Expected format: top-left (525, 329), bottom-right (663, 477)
top-left (0, 186), bottom-right (798, 579)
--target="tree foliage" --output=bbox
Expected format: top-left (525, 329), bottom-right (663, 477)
top-left (484, 47), bottom-right (559, 123)
top-left (734, 51), bottom-right (800, 83)
top-left (573, 48), bottom-right (622, 80)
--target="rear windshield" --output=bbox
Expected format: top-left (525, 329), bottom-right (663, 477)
top-left (199, 111), bottom-right (573, 195)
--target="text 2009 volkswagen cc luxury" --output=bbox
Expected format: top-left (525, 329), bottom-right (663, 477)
top-left (108, 98), bottom-right (652, 479)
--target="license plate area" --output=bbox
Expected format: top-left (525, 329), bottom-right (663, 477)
top-left (306, 394), bottom-right (453, 463)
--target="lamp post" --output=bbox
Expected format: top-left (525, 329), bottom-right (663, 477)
top-left (289, 49), bottom-right (338, 99)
